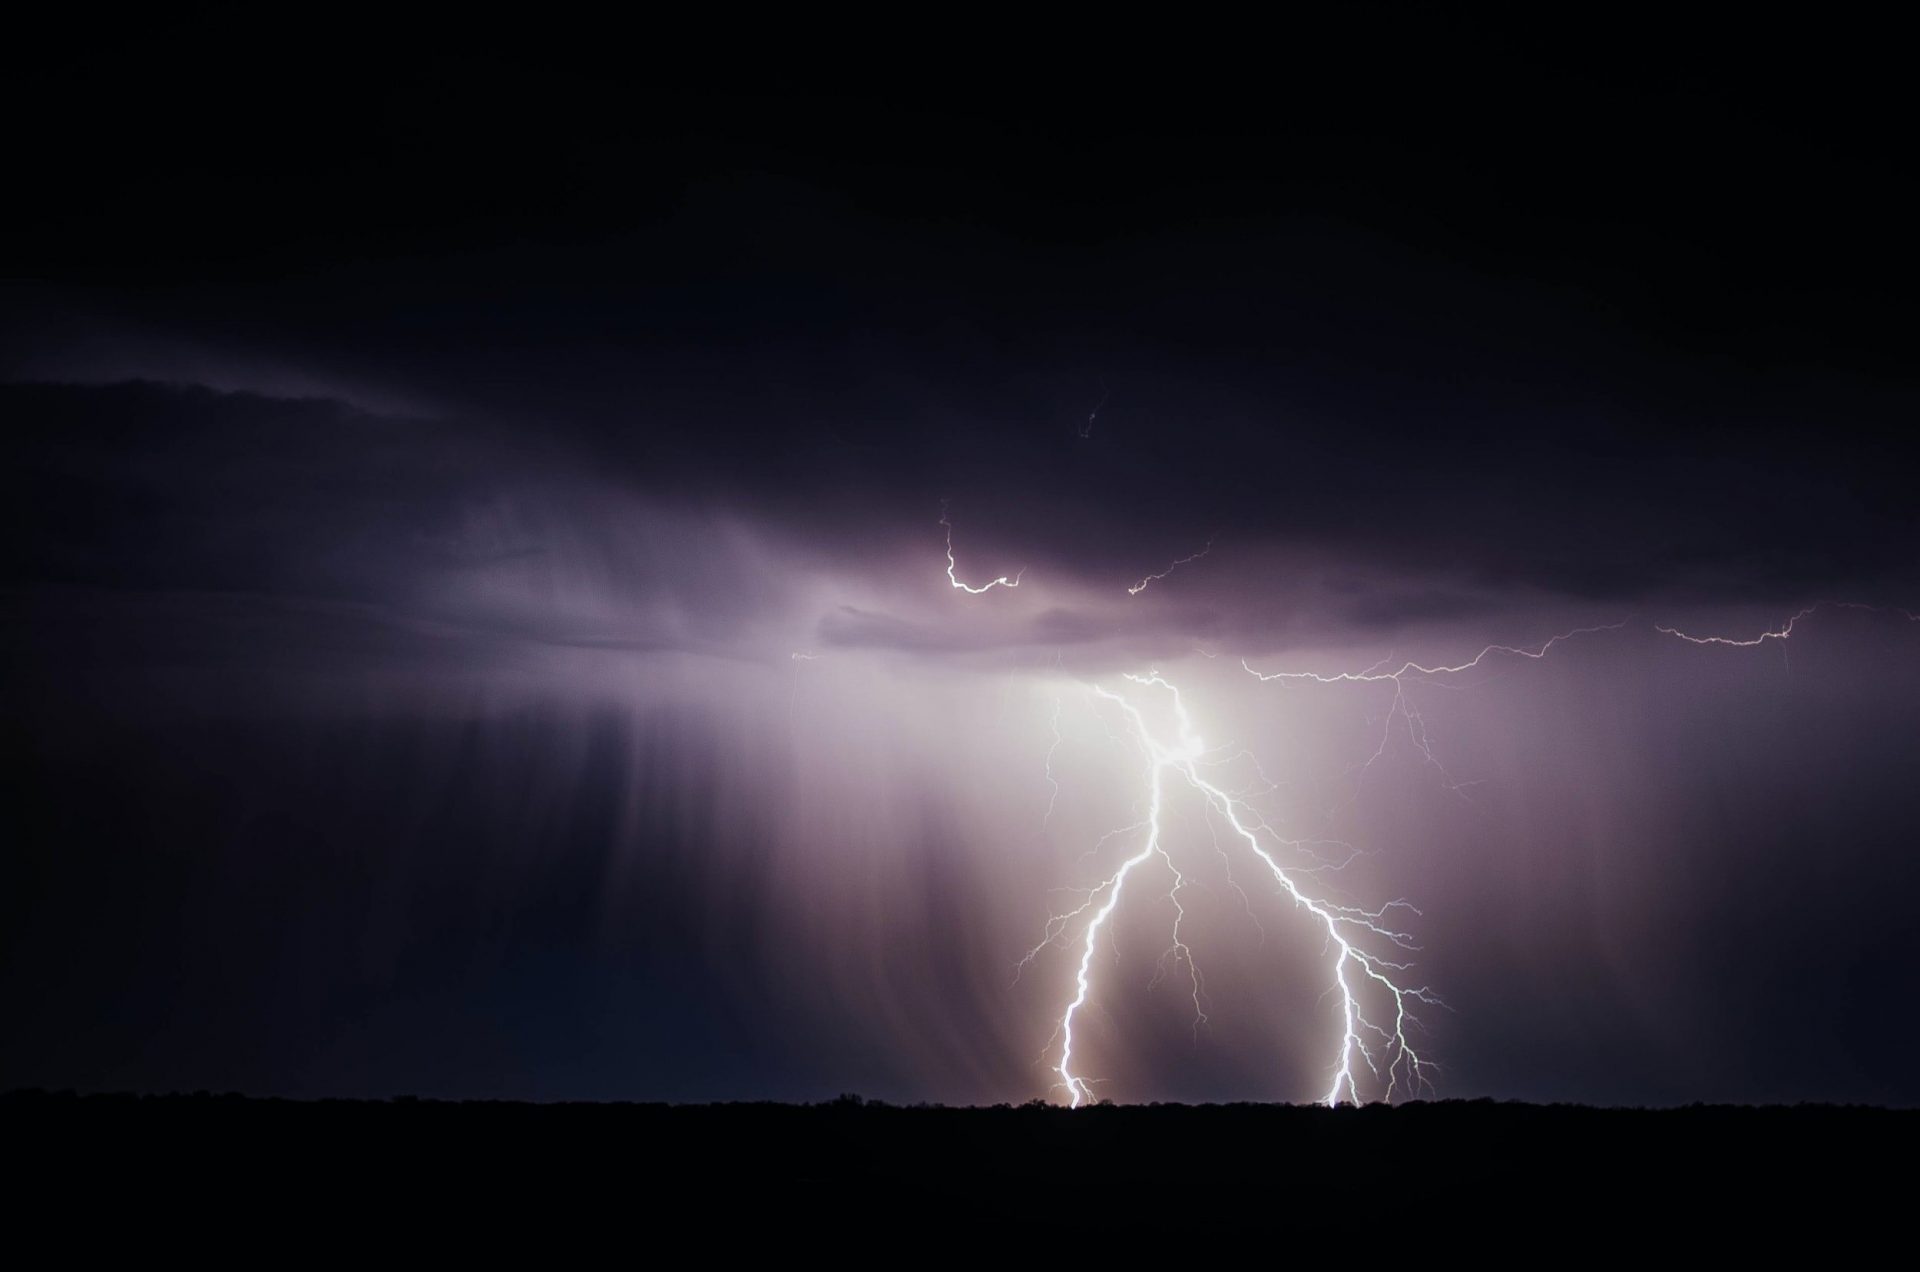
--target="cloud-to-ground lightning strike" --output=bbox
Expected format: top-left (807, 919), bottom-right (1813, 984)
top-left (969, 512), bottom-right (1912, 1109)
top-left (1030, 673), bottom-right (1438, 1108)
top-left (941, 501), bottom-right (1025, 593)
top-left (1026, 619), bottom-right (1671, 1104)
top-left (1126, 536), bottom-right (1217, 596)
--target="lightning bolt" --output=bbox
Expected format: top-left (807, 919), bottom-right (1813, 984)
top-left (1017, 598), bottom-right (1920, 1107)
top-left (1035, 673), bottom-right (1438, 1107)
top-left (959, 478), bottom-right (1911, 1110)
top-left (1654, 601), bottom-right (1920, 674)
top-left (1020, 617), bottom-right (1617, 1105)
top-left (1241, 621), bottom-right (1629, 793)
top-left (941, 501), bottom-right (1025, 593)
top-left (1656, 605), bottom-right (1821, 647)
top-left (1656, 600), bottom-right (1919, 646)
top-left (1127, 535), bottom-right (1217, 596)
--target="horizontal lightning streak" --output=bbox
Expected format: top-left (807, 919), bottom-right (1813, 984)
top-left (1240, 621), bottom-right (1630, 687)
top-left (1656, 605), bottom-right (1820, 647)
top-left (1240, 621), bottom-right (1629, 792)
top-left (1656, 601), bottom-right (1918, 646)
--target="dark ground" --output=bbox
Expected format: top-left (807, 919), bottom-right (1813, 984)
top-left (5, 1090), bottom-right (1909, 1245)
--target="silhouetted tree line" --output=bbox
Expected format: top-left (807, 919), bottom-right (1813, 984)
top-left (4, 1089), bottom-right (1911, 1245)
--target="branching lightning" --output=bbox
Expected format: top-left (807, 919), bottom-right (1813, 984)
top-left (1032, 673), bottom-right (1439, 1107)
top-left (1240, 622), bottom-right (1628, 793)
top-left (958, 514), bottom-right (1910, 1107)
top-left (941, 501), bottom-right (1025, 593)
top-left (1023, 620), bottom-right (1692, 1104)
top-left (1656, 605), bottom-right (1820, 647)
top-left (1127, 535), bottom-right (1217, 596)
top-left (1653, 601), bottom-right (1919, 676)
top-left (1656, 600), bottom-right (1918, 646)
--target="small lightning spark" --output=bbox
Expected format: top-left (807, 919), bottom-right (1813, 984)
top-left (1079, 385), bottom-right (1109, 440)
top-left (941, 501), bottom-right (1025, 593)
top-left (1036, 674), bottom-right (1438, 1107)
top-left (1127, 535), bottom-right (1218, 596)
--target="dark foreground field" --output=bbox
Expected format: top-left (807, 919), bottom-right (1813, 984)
top-left (6, 1091), bottom-right (1910, 1245)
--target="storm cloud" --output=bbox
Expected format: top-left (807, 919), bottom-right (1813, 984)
top-left (5, 21), bottom-right (1919, 1106)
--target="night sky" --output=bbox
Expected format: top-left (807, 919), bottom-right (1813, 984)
top-left (5, 16), bottom-right (1918, 1106)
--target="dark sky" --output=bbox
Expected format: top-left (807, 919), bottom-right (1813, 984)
top-left (5, 16), bottom-right (1919, 1105)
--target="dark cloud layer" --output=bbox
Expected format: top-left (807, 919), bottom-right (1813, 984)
top-left (8, 21), bottom-right (1919, 613)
